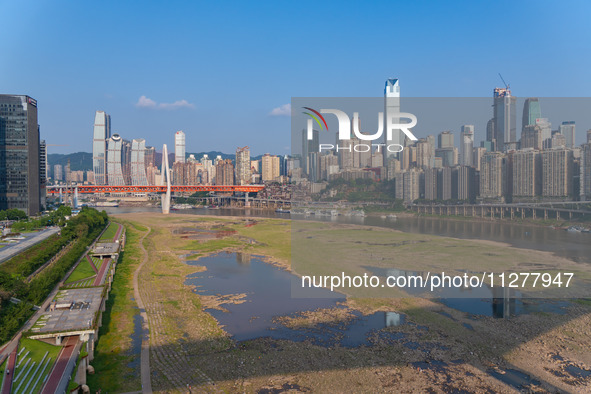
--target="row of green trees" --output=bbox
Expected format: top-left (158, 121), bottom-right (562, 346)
top-left (318, 178), bottom-right (398, 203)
top-left (0, 209), bottom-right (27, 221)
top-left (0, 207), bottom-right (108, 344)
top-left (10, 205), bottom-right (72, 232)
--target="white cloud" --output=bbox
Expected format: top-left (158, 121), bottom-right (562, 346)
top-left (269, 103), bottom-right (292, 117)
top-left (135, 95), bottom-right (157, 108)
top-left (135, 96), bottom-right (194, 110)
top-left (158, 99), bottom-right (195, 110)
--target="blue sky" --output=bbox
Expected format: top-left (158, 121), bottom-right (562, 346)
top-left (1, 0), bottom-right (590, 155)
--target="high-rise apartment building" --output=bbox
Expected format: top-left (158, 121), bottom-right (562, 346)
top-left (394, 169), bottom-right (421, 203)
top-left (435, 147), bottom-right (458, 168)
top-left (542, 148), bottom-right (573, 198)
top-left (460, 125), bottom-right (474, 166)
top-left (512, 149), bottom-right (541, 198)
top-left (480, 152), bottom-right (506, 200)
top-left (581, 143), bottom-right (591, 201)
top-left (261, 153), bottom-right (280, 182)
top-left (442, 167), bottom-right (458, 200)
top-left (54, 164), bottom-right (63, 182)
top-left (521, 125), bottom-right (543, 150)
top-left (457, 165), bottom-right (476, 202)
top-left (559, 121), bottom-right (576, 149)
top-left (65, 160), bottom-right (71, 183)
top-left (424, 168), bottom-right (441, 200)
top-left (320, 152), bottom-right (339, 180)
top-left (536, 118), bottom-right (552, 149)
top-left (0, 95), bottom-right (41, 215)
top-left (472, 147), bottom-right (486, 172)
top-left (235, 146), bottom-right (251, 185)
top-left (302, 128), bottom-right (319, 175)
top-left (175, 130), bottom-right (186, 163)
top-left (551, 133), bottom-right (567, 149)
top-left (438, 131), bottom-right (454, 149)
top-left (415, 138), bottom-right (434, 169)
top-left (215, 159), bottom-right (234, 185)
top-left (92, 111), bottom-right (111, 185)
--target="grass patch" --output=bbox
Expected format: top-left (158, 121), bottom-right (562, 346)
top-left (64, 258), bottom-right (96, 284)
top-left (0, 357), bottom-right (6, 388)
top-left (16, 338), bottom-right (61, 393)
top-left (573, 298), bottom-right (591, 307)
top-left (99, 222), bottom-right (120, 242)
top-left (86, 221), bottom-right (142, 393)
top-left (184, 237), bottom-right (243, 254)
top-left (230, 219), bottom-right (291, 264)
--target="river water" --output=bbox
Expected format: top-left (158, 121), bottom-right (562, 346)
top-left (106, 207), bottom-right (582, 330)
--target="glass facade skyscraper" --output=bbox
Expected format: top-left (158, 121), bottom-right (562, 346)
top-left (131, 138), bottom-right (149, 185)
top-left (0, 95), bottom-right (41, 215)
top-left (522, 98), bottom-right (541, 130)
top-left (107, 134), bottom-right (126, 185)
top-left (493, 88), bottom-right (516, 151)
top-left (92, 111), bottom-right (111, 185)
top-left (384, 78), bottom-right (401, 162)
top-left (175, 130), bottom-right (185, 163)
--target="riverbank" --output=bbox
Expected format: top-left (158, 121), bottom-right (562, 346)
top-left (103, 212), bottom-right (591, 393)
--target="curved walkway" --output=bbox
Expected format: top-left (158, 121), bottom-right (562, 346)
top-left (133, 226), bottom-right (152, 394)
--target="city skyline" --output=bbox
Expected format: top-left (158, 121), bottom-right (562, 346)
top-left (2, 1), bottom-right (591, 155)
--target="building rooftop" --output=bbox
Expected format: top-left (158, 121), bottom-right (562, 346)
top-left (91, 242), bottom-right (120, 255)
top-left (32, 288), bottom-right (104, 334)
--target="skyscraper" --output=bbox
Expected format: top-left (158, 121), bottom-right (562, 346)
top-left (542, 148), bottom-right (573, 197)
top-left (175, 130), bottom-right (186, 163)
top-left (0, 95), bottom-right (41, 215)
top-left (493, 87), bottom-right (517, 151)
top-left (384, 78), bottom-right (401, 163)
top-left (261, 153), bottom-right (280, 182)
top-left (536, 118), bottom-right (552, 149)
top-left (438, 131), bottom-right (454, 149)
top-left (235, 146), bottom-right (251, 185)
top-left (460, 125), bottom-right (474, 166)
top-left (522, 98), bottom-right (541, 130)
top-left (40, 139), bottom-right (47, 208)
top-left (92, 111), bottom-right (111, 185)
top-left (559, 121), bottom-right (576, 149)
top-left (521, 125), bottom-right (543, 150)
top-left (479, 152), bottom-right (506, 200)
top-left (131, 139), bottom-right (149, 185)
top-left (107, 134), bottom-right (126, 185)
top-left (581, 143), bottom-right (591, 201)
top-left (54, 164), bottom-right (63, 182)
top-left (215, 159), bottom-right (234, 185)
top-left (302, 128), bottom-right (319, 175)
top-left (512, 149), bottom-right (541, 198)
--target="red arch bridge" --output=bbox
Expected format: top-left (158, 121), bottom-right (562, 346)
top-left (46, 185), bottom-right (265, 194)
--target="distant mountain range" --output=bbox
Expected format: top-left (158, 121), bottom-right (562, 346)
top-left (47, 151), bottom-right (277, 172)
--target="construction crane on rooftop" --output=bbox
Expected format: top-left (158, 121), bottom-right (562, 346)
top-left (498, 73), bottom-right (510, 91)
